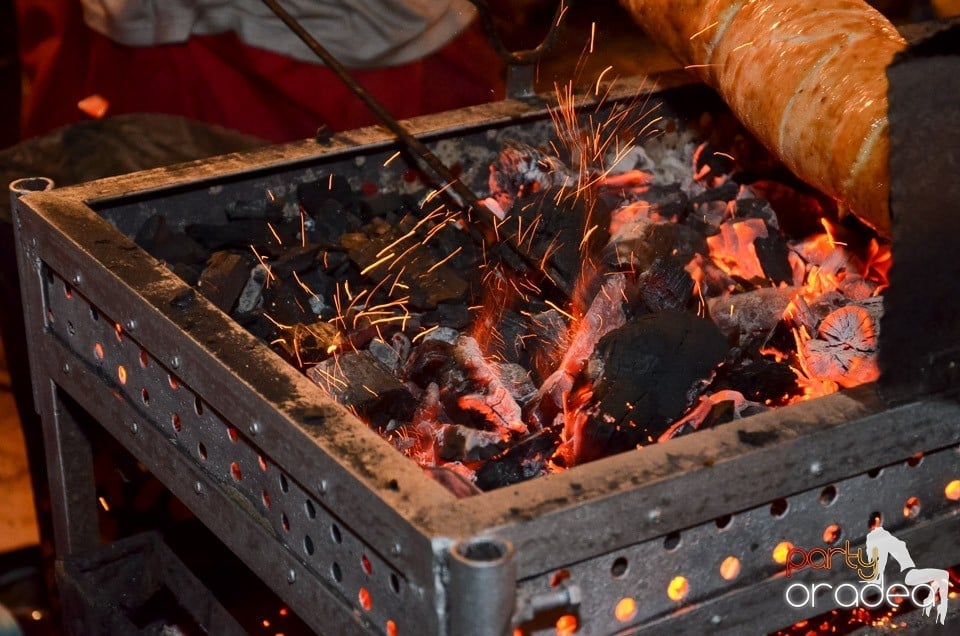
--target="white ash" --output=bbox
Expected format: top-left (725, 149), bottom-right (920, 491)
top-left (604, 145), bottom-right (655, 175)
top-left (236, 264), bottom-right (268, 313)
top-left (308, 293), bottom-right (333, 317)
top-left (496, 362), bottom-right (537, 404)
top-left (422, 326), bottom-right (460, 345)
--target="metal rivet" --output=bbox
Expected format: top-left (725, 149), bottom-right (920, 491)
top-left (62, 363), bottom-right (70, 373)
top-left (129, 422), bottom-right (139, 434)
top-left (647, 508), bottom-right (662, 522)
top-left (391, 543), bottom-right (402, 556)
top-left (193, 482), bottom-right (203, 495)
top-left (287, 569), bottom-right (297, 584)
top-left (171, 355), bottom-right (182, 369)
top-left (810, 462), bottom-right (823, 476)
top-left (318, 479), bottom-right (328, 495)
top-left (125, 319), bottom-right (137, 330)
top-left (72, 274), bottom-right (82, 286)
top-left (249, 421), bottom-right (262, 435)
top-left (710, 615), bottom-right (722, 625)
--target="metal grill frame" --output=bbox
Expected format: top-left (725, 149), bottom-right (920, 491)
top-left (12, 75), bottom-right (960, 635)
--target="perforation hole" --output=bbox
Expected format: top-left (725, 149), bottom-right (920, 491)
top-left (361, 555), bottom-right (373, 575)
top-left (141, 388), bottom-right (150, 405)
top-left (868, 511), bottom-right (883, 530)
top-left (823, 524), bottom-right (842, 544)
top-left (551, 570), bottom-right (570, 587)
top-left (610, 557), bottom-right (628, 578)
top-left (89, 305), bottom-right (99, 321)
top-left (305, 499), bottom-right (316, 519)
top-left (770, 498), bottom-right (788, 517)
top-left (358, 588), bottom-right (372, 612)
top-left (389, 573), bottom-right (401, 595)
top-left (663, 531), bottom-right (681, 551)
top-left (819, 485), bottom-right (837, 506)
top-left (139, 348), bottom-right (149, 368)
top-left (93, 343), bottom-right (104, 359)
top-left (715, 514), bottom-right (732, 530)
top-left (667, 576), bottom-right (689, 602)
top-left (615, 597), bottom-right (637, 623)
top-left (258, 455), bottom-right (268, 471)
top-left (194, 396), bottom-right (203, 415)
top-left (171, 413), bottom-right (181, 433)
top-left (117, 365), bottom-right (128, 385)
top-left (64, 285), bottom-right (73, 299)
top-left (720, 556), bottom-right (741, 581)
top-left (279, 473), bottom-right (289, 493)
top-left (230, 462), bottom-right (242, 482)
top-left (555, 614), bottom-right (578, 636)
top-left (197, 443), bottom-right (207, 461)
top-left (386, 620), bottom-right (398, 636)
top-left (907, 452), bottom-right (924, 467)
top-left (114, 323), bottom-right (123, 342)
top-left (304, 535), bottom-right (314, 556)
top-left (281, 513), bottom-right (290, 532)
top-left (946, 480), bottom-right (960, 501)
top-left (331, 523), bottom-right (342, 544)
top-left (66, 320), bottom-right (75, 336)
top-left (261, 490), bottom-right (271, 509)
top-left (332, 562), bottom-right (343, 583)
top-left (903, 496), bottom-right (921, 519)
top-left (168, 375), bottom-right (179, 390)
top-left (227, 427), bottom-right (238, 442)
top-left (867, 467), bottom-right (882, 478)
top-left (773, 541), bottom-right (793, 565)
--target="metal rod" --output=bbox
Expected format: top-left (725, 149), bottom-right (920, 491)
top-left (261, 0), bottom-right (571, 297)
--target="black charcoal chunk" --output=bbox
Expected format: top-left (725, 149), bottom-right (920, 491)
top-left (297, 175), bottom-right (354, 214)
top-left (225, 196), bottom-right (284, 222)
top-left (308, 198), bottom-right (363, 242)
top-left (307, 351), bottom-right (416, 428)
top-left (135, 214), bottom-right (209, 266)
top-left (186, 219), bottom-right (276, 251)
top-left (630, 258), bottom-right (694, 314)
top-left (421, 303), bottom-right (472, 330)
top-left (197, 251), bottom-right (252, 313)
top-left (438, 425), bottom-right (506, 462)
top-left (754, 234), bottom-right (793, 285)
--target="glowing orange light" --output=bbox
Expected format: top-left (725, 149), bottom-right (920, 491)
top-left (387, 620), bottom-right (399, 636)
top-left (903, 497), bottom-right (921, 519)
top-left (667, 576), bottom-right (689, 602)
top-left (555, 614), bottom-right (578, 636)
top-left (720, 556), bottom-right (741, 581)
top-left (773, 542), bottom-right (793, 565)
top-left (117, 365), bottom-right (127, 385)
top-left (93, 342), bottom-right (104, 359)
top-left (615, 597), bottom-right (637, 623)
top-left (358, 588), bottom-right (372, 612)
top-left (945, 480), bottom-right (960, 501)
top-left (823, 524), bottom-right (842, 544)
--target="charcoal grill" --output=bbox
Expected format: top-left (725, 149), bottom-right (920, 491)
top-left (11, 66), bottom-right (960, 635)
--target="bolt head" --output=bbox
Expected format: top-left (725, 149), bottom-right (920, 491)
top-left (72, 274), bottom-right (82, 286)
top-left (129, 422), bottom-right (139, 434)
top-left (810, 462), bottom-right (823, 476)
top-left (193, 482), bottom-right (203, 494)
top-left (171, 355), bottom-right (181, 369)
top-left (126, 319), bottom-right (137, 330)
top-left (249, 421), bottom-right (262, 435)
top-left (287, 569), bottom-right (297, 584)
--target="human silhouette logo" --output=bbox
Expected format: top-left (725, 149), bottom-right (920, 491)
top-left (864, 525), bottom-right (949, 625)
top-left (783, 524), bottom-right (950, 624)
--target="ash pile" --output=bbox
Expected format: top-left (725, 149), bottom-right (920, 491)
top-left (133, 103), bottom-right (890, 497)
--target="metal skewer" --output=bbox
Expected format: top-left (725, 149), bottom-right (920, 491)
top-left (261, 0), bottom-right (572, 298)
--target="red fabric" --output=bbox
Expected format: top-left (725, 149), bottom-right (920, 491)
top-left (16, 1), bottom-right (505, 143)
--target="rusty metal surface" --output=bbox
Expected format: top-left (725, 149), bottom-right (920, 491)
top-left (13, 73), bottom-right (960, 634)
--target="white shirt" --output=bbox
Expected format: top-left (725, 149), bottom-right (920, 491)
top-left (80, 0), bottom-right (478, 68)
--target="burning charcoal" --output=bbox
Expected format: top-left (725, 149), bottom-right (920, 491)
top-left (692, 142), bottom-right (735, 187)
top-left (274, 321), bottom-right (342, 364)
top-left (197, 251), bottom-right (252, 313)
top-left (629, 258), bottom-right (694, 314)
top-left (297, 175), bottom-right (355, 214)
top-left (712, 358), bottom-right (799, 404)
top-left (496, 363), bottom-right (537, 405)
top-left (369, 337), bottom-right (404, 373)
top-left (342, 214), bottom-right (469, 310)
top-left (487, 142), bottom-right (571, 215)
top-left (438, 424), bottom-right (507, 462)
top-left (262, 283), bottom-right (314, 326)
top-left (403, 339), bottom-right (459, 388)
top-left (607, 219), bottom-right (701, 274)
top-left (225, 196), bottom-right (284, 222)
top-left (424, 466), bottom-right (483, 499)
top-left (422, 327), bottom-right (460, 345)
top-left (799, 305), bottom-right (879, 388)
top-left (658, 390), bottom-right (767, 442)
top-left (706, 218), bottom-right (769, 282)
top-left (453, 336), bottom-right (527, 435)
top-left (689, 180), bottom-right (740, 205)
top-left (685, 253), bottom-right (736, 298)
top-left (578, 310), bottom-right (728, 458)
top-left (307, 351), bottom-right (416, 428)
top-left (507, 186), bottom-right (611, 295)
top-left (135, 214), bottom-right (209, 266)
top-left (528, 274), bottom-right (627, 429)
top-left (754, 234), bottom-right (793, 285)
top-left (474, 430), bottom-right (559, 491)
top-left (236, 264), bottom-right (268, 314)
top-left (526, 308), bottom-right (568, 379)
top-left (488, 310), bottom-right (531, 366)
top-left (707, 287), bottom-right (797, 342)
top-left (733, 197), bottom-right (780, 230)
